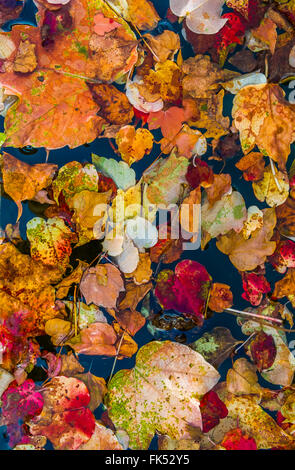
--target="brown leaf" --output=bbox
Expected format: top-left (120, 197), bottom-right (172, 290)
top-left (90, 84), bottom-right (134, 125)
top-left (0, 152), bottom-right (57, 221)
top-left (118, 281), bottom-right (153, 311)
top-left (80, 263), bottom-right (125, 309)
top-left (13, 39), bottom-right (37, 73)
top-left (216, 208), bottom-right (277, 271)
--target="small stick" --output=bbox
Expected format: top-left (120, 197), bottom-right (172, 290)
top-left (225, 307), bottom-right (283, 325)
top-left (270, 158), bottom-right (283, 193)
top-left (73, 285), bottom-right (78, 337)
top-left (234, 332), bottom-right (256, 354)
top-left (108, 331), bottom-right (125, 385)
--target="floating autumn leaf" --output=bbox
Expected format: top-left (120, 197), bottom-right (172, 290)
top-left (208, 283), bottom-right (233, 313)
top-left (200, 390), bottom-right (228, 433)
top-left (182, 54), bottom-right (237, 100)
top-left (52, 162), bottom-right (98, 205)
top-left (29, 376), bottom-right (95, 450)
top-left (276, 196), bottom-right (295, 239)
top-left (186, 159), bottom-right (214, 189)
top-left (134, 60), bottom-right (182, 104)
top-left (0, 152), bottom-right (57, 221)
top-left (249, 331), bottom-right (276, 372)
top-left (80, 263), bottom-right (125, 309)
top-left (0, 70), bottom-right (105, 150)
top-left (106, 341), bottom-right (220, 449)
top-left (115, 125), bottom-right (154, 166)
top-left (242, 205), bottom-right (264, 239)
top-left (221, 427), bottom-right (257, 450)
top-left (144, 30), bottom-right (180, 63)
top-left (162, 124), bottom-right (207, 159)
top-left (251, 18), bottom-right (277, 54)
top-left (170, 0), bottom-right (228, 35)
top-left (148, 107), bottom-right (185, 140)
top-left (155, 260), bottom-right (212, 325)
top-left (273, 267), bottom-right (295, 307)
top-left (143, 150), bottom-right (189, 205)
top-left (112, 321), bottom-right (138, 358)
top-left (226, 357), bottom-right (264, 396)
top-left (45, 318), bottom-right (73, 346)
top-left (269, 239), bottom-right (295, 274)
top-left (202, 191), bottom-right (247, 240)
top-left (118, 281), bottom-right (153, 312)
top-left (0, 368), bottom-right (14, 399)
top-left (235, 152), bottom-right (265, 182)
top-left (93, 12), bottom-right (121, 35)
top-left (108, 309), bottom-right (146, 337)
top-left (0, 243), bottom-right (61, 338)
top-left (232, 83), bottom-right (295, 169)
top-left (189, 327), bottom-right (240, 368)
top-left (78, 421), bottom-right (123, 450)
top-left (216, 208), bottom-right (277, 271)
top-left (109, 0), bottom-right (160, 30)
top-left (158, 435), bottom-right (200, 450)
top-left (90, 84), bottom-right (134, 125)
top-left (252, 164), bottom-right (289, 207)
top-left (150, 223), bottom-right (183, 264)
top-left (125, 252), bottom-right (153, 285)
top-left (26, 217), bottom-right (76, 272)
top-left (225, 395), bottom-right (295, 449)
top-left (13, 39), bottom-right (37, 74)
top-left (241, 272), bottom-right (271, 306)
top-left (58, 352), bottom-right (84, 377)
top-left (55, 260), bottom-right (88, 299)
top-left (32, 0), bottom-right (138, 80)
top-left (92, 154), bottom-right (136, 191)
top-left (74, 373), bottom-right (107, 412)
top-left (204, 173), bottom-right (231, 207)
top-left (68, 189), bottom-right (112, 245)
top-left (68, 322), bottom-right (117, 356)
top-left (0, 379), bottom-right (44, 448)
top-left (242, 320), bottom-right (295, 386)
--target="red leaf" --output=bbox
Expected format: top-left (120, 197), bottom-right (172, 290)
top-left (249, 331), bottom-right (276, 372)
top-left (241, 272), bottom-right (271, 306)
top-left (155, 260), bottom-right (212, 325)
top-left (200, 391), bottom-right (228, 433)
top-left (185, 160), bottom-right (214, 190)
top-left (221, 427), bottom-right (257, 450)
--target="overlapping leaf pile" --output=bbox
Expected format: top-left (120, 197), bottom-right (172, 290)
top-left (2, 0), bottom-right (295, 451)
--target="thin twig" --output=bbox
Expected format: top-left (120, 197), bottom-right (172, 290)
top-left (270, 157), bottom-right (283, 192)
top-left (225, 307), bottom-right (283, 324)
top-left (108, 331), bottom-right (125, 385)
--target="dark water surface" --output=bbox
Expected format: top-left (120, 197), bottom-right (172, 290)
top-left (0, 0), bottom-right (294, 450)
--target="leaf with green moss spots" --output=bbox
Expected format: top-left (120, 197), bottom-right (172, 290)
top-left (52, 161), bottom-right (98, 204)
top-left (143, 149), bottom-right (190, 205)
top-left (189, 327), bottom-right (241, 369)
top-left (26, 217), bottom-right (77, 273)
top-left (201, 190), bottom-right (246, 239)
top-left (106, 340), bottom-right (220, 449)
